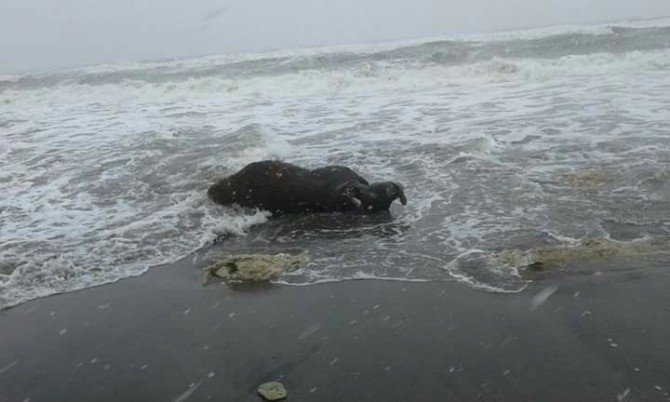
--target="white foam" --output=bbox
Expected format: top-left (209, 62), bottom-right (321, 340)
top-left (0, 116), bottom-right (277, 307)
top-left (0, 204), bottom-right (269, 307)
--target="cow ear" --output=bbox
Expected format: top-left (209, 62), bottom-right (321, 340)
top-left (342, 185), bottom-right (363, 208)
top-left (395, 184), bottom-right (407, 205)
top-left (382, 182), bottom-right (407, 206)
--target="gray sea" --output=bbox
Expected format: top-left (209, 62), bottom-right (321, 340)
top-left (1, 19), bottom-right (669, 307)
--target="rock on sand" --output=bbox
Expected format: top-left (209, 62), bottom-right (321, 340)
top-left (257, 381), bottom-right (287, 401)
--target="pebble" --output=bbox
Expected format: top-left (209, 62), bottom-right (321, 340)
top-left (257, 381), bottom-right (287, 401)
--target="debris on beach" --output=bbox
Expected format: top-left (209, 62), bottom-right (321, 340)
top-left (530, 285), bottom-right (559, 310)
top-left (257, 381), bottom-right (288, 401)
top-left (202, 253), bottom-right (308, 284)
top-left (487, 237), bottom-right (670, 275)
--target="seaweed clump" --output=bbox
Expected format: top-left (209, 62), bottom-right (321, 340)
top-left (490, 237), bottom-right (670, 275)
top-left (203, 253), bottom-right (308, 284)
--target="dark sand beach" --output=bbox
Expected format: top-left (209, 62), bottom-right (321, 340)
top-left (2, 257), bottom-right (670, 402)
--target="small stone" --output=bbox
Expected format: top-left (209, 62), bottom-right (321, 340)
top-left (257, 381), bottom-right (287, 401)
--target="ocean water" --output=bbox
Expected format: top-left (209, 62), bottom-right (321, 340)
top-left (1, 19), bottom-right (670, 307)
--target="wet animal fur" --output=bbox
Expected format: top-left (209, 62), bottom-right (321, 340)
top-left (208, 160), bottom-right (406, 215)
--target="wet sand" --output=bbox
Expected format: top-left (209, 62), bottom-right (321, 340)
top-left (1, 258), bottom-right (670, 401)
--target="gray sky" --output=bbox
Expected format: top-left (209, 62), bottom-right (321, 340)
top-left (1, 0), bottom-right (669, 74)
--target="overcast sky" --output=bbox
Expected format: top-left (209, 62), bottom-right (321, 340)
top-left (1, 0), bottom-right (669, 74)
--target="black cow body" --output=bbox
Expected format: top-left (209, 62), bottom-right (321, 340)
top-left (208, 160), bottom-right (406, 215)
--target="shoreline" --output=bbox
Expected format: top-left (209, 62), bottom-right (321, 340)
top-left (2, 257), bottom-right (670, 401)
